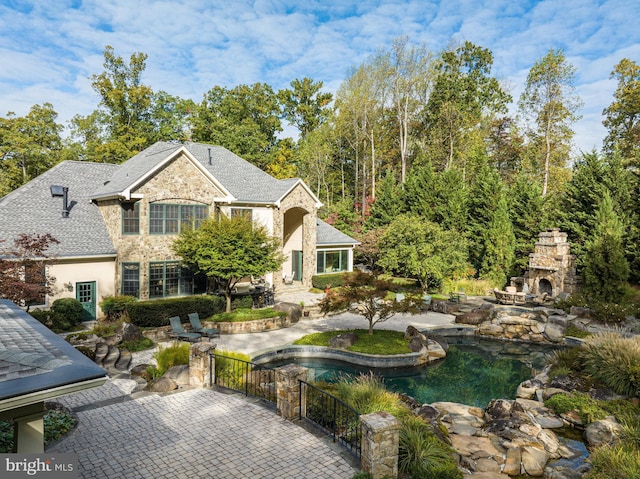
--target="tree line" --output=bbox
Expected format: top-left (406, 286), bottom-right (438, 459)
top-left (1, 38), bottom-right (639, 296)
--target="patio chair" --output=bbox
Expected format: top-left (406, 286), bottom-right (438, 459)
top-left (188, 312), bottom-right (220, 338)
top-left (169, 316), bottom-right (202, 342)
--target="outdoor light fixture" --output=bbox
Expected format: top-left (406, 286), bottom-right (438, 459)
top-left (50, 185), bottom-right (70, 218)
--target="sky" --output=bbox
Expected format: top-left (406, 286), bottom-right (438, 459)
top-left (1, 0), bottom-right (639, 154)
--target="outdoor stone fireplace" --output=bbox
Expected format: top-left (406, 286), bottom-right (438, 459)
top-left (512, 228), bottom-right (580, 298)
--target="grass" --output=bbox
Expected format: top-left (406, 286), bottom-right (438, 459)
top-left (293, 329), bottom-right (412, 355)
top-left (119, 337), bottom-right (154, 352)
top-left (210, 308), bottom-right (286, 323)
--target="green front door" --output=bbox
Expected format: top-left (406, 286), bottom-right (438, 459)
top-left (76, 281), bottom-right (96, 321)
top-left (292, 251), bottom-right (303, 281)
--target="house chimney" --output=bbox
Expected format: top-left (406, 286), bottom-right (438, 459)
top-left (50, 185), bottom-right (70, 218)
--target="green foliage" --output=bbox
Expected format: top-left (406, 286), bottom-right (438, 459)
top-left (173, 215), bottom-right (283, 312)
top-left (378, 214), bottom-right (468, 290)
top-left (366, 169), bottom-right (405, 229)
top-left (0, 409), bottom-right (76, 453)
top-left (279, 77), bottom-right (333, 139)
top-left (545, 392), bottom-right (609, 423)
top-left (211, 308), bottom-right (285, 323)
top-left (582, 191), bottom-right (630, 303)
top-left (564, 325), bottom-right (590, 339)
top-left (335, 373), bottom-right (412, 420)
top-left (441, 278), bottom-right (497, 296)
top-left (125, 295), bottom-right (224, 328)
top-left (119, 337), bottom-right (154, 352)
top-left (214, 350), bottom-right (252, 389)
top-left (49, 298), bottom-right (84, 326)
top-left (480, 193), bottom-right (515, 286)
top-left (100, 295), bottom-right (137, 321)
top-left (546, 346), bottom-right (585, 375)
top-left (293, 329), bottom-right (412, 355)
top-left (152, 343), bottom-right (190, 377)
top-left (399, 418), bottom-right (462, 479)
top-left (581, 332), bottom-right (640, 397)
top-left (585, 445), bottom-right (640, 479)
top-left (311, 272), bottom-right (348, 290)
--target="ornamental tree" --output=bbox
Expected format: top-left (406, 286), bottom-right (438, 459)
top-left (0, 233), bottom-right (59, 310)
top-left (319, 270), bottom-right (418, 335)
top-left (172, 216), bottom-right (284, 312)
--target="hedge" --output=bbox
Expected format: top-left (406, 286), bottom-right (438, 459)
top-left (312, 272), bottom-right (349, 290)
top-left (126, 294), bottom-right (255, 328)
top-left (51, 298), bottom-right (84, 325)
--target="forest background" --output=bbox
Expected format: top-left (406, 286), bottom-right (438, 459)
top-left (1, 39), bottom-right (639, 305)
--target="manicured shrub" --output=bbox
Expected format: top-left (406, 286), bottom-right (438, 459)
top-left (231, 295), bottom-right (253, 310)
top-left (312, 272), bottom-right (349, 290)
top-left (126, 295), bottom-right (224, 328)
top-left (100, 295), bottom-right (137, 321)
top-left (51, 298), bottom-right (84, 325)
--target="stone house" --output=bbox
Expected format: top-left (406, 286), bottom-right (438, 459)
top-left (0, 142), bottom-right (358, 319)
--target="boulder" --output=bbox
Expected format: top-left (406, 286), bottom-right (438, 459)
top-left (118, 322), bottom-right (143, 342)
top-left (328, 332), bottom-right (357, 349)
top-left (163, 365), bottom-right (190, 385)
top-left (569, 306), bottom-right (594, 318)
top-left (416, 404), bottom-right (440, 421)
top-left (485, 399), bottom-right (513, 421)
top-left (544, 465), bottom-right (584, 479)
top-left (146, 377), bottom-right (178, 392)
top-left (274, 302), bottom-right (302, 322)
top-left (405, 325), bottom-right (426, 341)
top-left (549, 375), bottom-right (584, 392)
top-left (409, 336), bottom-right (426, 353)
top-left (503, 447), bottom-right (522, 476)
top-left (455, 309), bottom-right (491, 325)
top-left (517, 379), bottom-right (544, 399)
top-left (130, 364), bottom-right (150, 379)
top-left (584, 417), bottom-right (624, 448)
top-left (521, 445), bottom-right (549, 476)
top-left (425, 339), bottom-right (446, 359)
top-left (544, 322), bottom-right (565, 343)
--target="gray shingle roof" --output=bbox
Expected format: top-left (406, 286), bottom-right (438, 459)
top-left (316, 219), bottom-right (360, 246)
top-left (91, 141), bottom-right (307, 204)
top-left (0, 161), bottom-right (118, 257)
top-left (0, 300), bottom-right (106, 404)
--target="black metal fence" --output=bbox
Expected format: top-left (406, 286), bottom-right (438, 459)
top-left (212, 354), bottom-right (277, 404)
top-left (299, 380), bottom-right (362, 458)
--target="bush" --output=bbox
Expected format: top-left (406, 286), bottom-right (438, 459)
top-left (335, 372), bottom-right (411, 420)
top-left (585, 445), bottom-right (640, 479)
top-left (119, 337), bottom-right (154, 352)
top-left (211, 308), bottom-right (285, 322)
top-left (581, 332), bottom-right (640, 397)
top-left (51, 298), bottom-right (84, 325)
top-left (150, 343), bottom-right (190, 377)
top-left (126, 295), bottom-right (224, 328)
top-left (100, 295), bottom-right (137, 321)
top-left (441, 278), bottom-right (498, 296)
top-left (214, 350), bottom-right (251, 389)
top-left (312, 272), bottom-right (349, 290)
top-left (545, 392), bottom-right (609, 424)
top-left (30, 308), bottom-right (76, 332)
top-left (0, 408), bottom-right (76, 453)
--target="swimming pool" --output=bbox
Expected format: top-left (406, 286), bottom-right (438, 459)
top-left (266, 336), bottom-right (560, 407)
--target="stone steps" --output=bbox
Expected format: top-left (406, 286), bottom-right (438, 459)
top-left (94, 343), bottom-right (131, 372)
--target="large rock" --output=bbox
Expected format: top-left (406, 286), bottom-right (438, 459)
top-left (416, 404), bottom-right (440, 421)
top-left (163, 365), bottom-right (190, 385)
top-left (569, 306), bottom-right (594, 318)
top-left (274, 302), bottom-right (302, 322)
top-left (521, 445), bottom-right (549, 476)
top-left (405, 325), bottom-right (426, 340)
top-left (130, 364), bottom-right (150, 379)
top-left (584, 417), bottom-right (624, 448)
top-left (517, 379), bottom-right (544, 399)
top-left (544, 322), bottom-right (565, 343)
top-left (118, 322), bottom-right (143, 342)
top-left (409, 336), bottom-right (426, 353)
top-left (328, 332), bottom-right (357, 349)
top-left (455, 309), bottom-right (491, 325)
top-left (544, 465), bottom-right (584, 479)
top-left (146, 377), bottom-right (178, 392)
top-left (503, 447), bottom-right (522, 476)
top-left (485, 399), bottom-right (513, 421)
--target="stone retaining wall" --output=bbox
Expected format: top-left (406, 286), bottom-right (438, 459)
top-left (203, 314), bottom-right (294, 334)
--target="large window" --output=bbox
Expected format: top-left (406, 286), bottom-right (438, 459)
top-left (316, 249), bottom-right (350, 274)
top-left (121, 262), bottom-right (140, 298)
top-left (148, 261), bottom-right (206, 298)
top-left (122, 202), bottom-right (140, 234)
top-left (149, 204), bottom-right (208, 234)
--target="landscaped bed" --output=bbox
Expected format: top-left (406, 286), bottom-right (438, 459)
top-left (293, 329), bottom-right (412, 355)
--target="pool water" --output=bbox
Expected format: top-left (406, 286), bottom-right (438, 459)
top-left (267, 336), bottom-right (560, 407)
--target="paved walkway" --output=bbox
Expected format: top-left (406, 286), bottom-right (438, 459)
top-left (49, 292), bottom-right (457, 478)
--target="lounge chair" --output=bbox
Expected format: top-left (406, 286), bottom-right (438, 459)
top-left (169, 316), bottom-right (202, 342)
top-left (188, 312), bottom-right (220, 338)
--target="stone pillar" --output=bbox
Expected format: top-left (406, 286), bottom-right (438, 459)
top-left (276, 364), bottom-right (308, 420)
top-left (189, 342), bottom-right (217, 387)
top-left (360, 411), bottom-right (401, 479)
top-left (12, 402), bottom-right (46, 453)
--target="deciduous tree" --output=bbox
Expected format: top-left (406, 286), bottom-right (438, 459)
top-left (172, 216), bottom-right (283, 312)
top-left (0, 233), bottom-right (59, 310)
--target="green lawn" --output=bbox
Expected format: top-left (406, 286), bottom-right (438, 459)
top-left (210, 308), bottom-right (286, 322)
top-left (293, 329), bottom-right (412, 354)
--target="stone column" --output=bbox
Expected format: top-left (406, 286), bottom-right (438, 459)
top-left (360, 411), bottom-right (401, 479)
top-left (189, 342), bottom-right (217, 387)
top-left (12, 402), bottom-right (46, 453)
top-left (276, 364), bottom-right (308, 420)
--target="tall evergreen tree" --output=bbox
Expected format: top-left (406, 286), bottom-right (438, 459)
top-left (480, 193), bottom-right (515, 286)
top-left (366, 169), bottom-right (404, 229)
top-left (582, 191), bottom-right (629, 303)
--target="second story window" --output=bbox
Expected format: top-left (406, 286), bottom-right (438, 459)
top-left (150, 204), bottom-right (208, 235)
top-left (231, 208), bottom-right (253, 222)
top-left (122, 202), bottom-right (140, 234)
